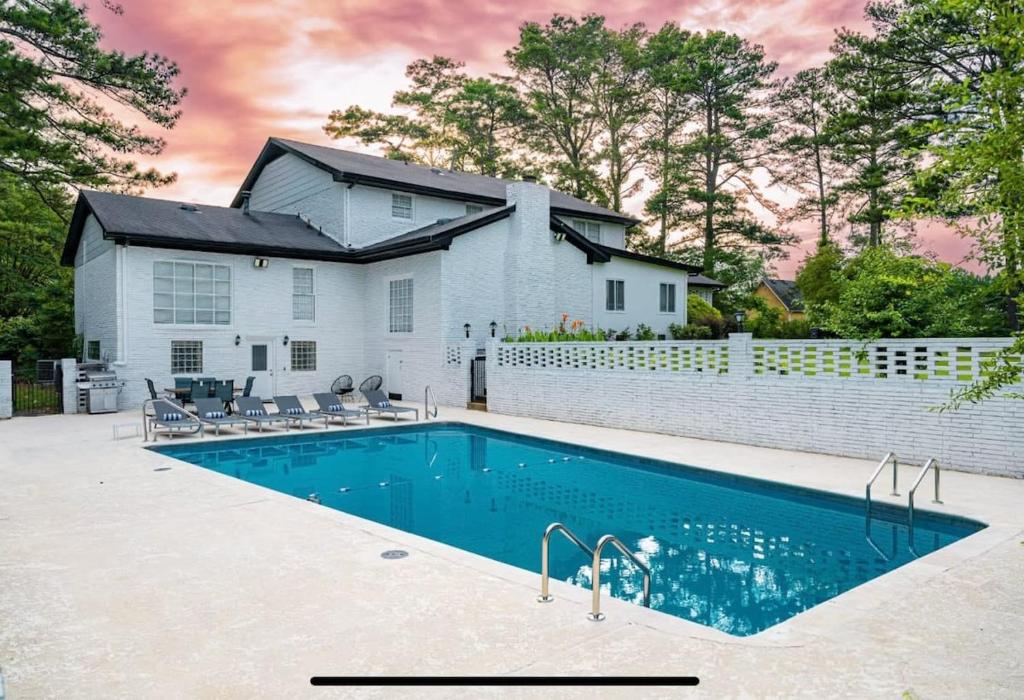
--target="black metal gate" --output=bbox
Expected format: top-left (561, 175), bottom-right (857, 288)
top-left (12, 360), bottom-right (62, 416)
top-left (471, 356), bottom-right (487, 402)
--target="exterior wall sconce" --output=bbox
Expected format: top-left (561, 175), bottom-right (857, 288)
top-left (463, 323), bottom-right (471, 339)
top-left (552, 230), bottom-right (566, 242)
top-left (734, 311), bottom-right (746, 333)
top-left (253, 257), bottom-right (269, 268)
top-left (489, 321), bottom-right (497, 337)
top-left (234, 334), bottom-right (241, 346)
top-left (283, 335), bottom-right (290, 346)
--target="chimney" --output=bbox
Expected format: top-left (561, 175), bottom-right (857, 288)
top-left (240, 190), bottom-right (251, 215)
top-left (503, 180), bottom-right (555, 331)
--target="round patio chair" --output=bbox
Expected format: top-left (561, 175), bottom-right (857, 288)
top-left (358, 375), bottom-right (382, 394)
top-left (331, 375), bottom-right (355, 402)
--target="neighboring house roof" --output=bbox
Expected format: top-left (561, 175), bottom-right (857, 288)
top-left (231, 137), bottom-right (639, 226)
top-left (688, 274), bottom-right (726, 289)
top-left (761, 278), bottom-right (805, 312)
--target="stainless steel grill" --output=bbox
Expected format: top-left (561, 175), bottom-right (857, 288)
top-left (78, 367), bottom-right (124, 414)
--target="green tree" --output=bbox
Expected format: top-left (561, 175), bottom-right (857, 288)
top-left (0, 0), bottom-right (185, 215)
top-left (445, 77), bottom-right (531, 177)
top-left (506, 14), bottom-right (606, 201)
top-left (795, 241), bottom-right (845, 313)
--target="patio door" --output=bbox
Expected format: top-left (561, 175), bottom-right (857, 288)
top-left (386, 350), bottom-right (403, 400)
top-left (250, 341), bottom-right (275, 399)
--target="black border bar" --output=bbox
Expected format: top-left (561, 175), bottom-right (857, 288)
top-left (311, 676), bottom-right (699, 687)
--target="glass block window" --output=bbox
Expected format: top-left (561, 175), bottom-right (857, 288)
top-left (573, 219), bottom-right (601, 243)
top-left (86, 340), bottom-right (100, 360)
top-left (466, 203), bottom-right (483, 215)
top-left (389, 278), bottom-right (414, 333)
top-left (292, 267), bottom-right (315, 321)
top-left (391, 193), bottom-right (413, 220)
top-left (660, 283), bottom-right (676, 313)
top-left (290, 341), bottom-right (316, 371)
top-left (154, 261), bottom-right (231, 325)
top-left (171, 340), bottom-right (203, 374)
top-left (606, 279), bottom-right (625, 311)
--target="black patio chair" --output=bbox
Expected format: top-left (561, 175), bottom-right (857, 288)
top-left (145, 378), bottom-right (159, 401)
top-left (241, 376), bottom-right (255, 398)
top-left (214, 379), bottom-right (234, 410)
top-left (358, 375), bottom-right (382, 394)
top-left (174, 377), bottom-right (192, 403)
top-left (331, 375), bottom-right (354, 402)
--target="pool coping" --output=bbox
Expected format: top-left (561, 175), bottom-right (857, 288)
top-left (144, 415), bottom-right (1008, 647)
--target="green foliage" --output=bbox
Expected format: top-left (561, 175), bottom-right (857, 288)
top-left (796, 242), bottom-right (845, 311)
top-left (668, 322), bottom-right (712, 340)
top-left (817, 246), bottom-right (1007, 338)
top-left (744, 300), bottom-right (812, 339)
top-left (0, 0), bottom-right (185, 212)
top-left (938, 333), bottom-right (1024, 411)
top-left (686, 293), bottom-right (726, 338)
top-left (633, 323), bottom-right (656, 341)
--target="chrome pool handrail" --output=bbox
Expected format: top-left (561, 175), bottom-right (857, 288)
top-left (588, 534), bottom-right (651, 622)
top-left (424, 385), bottom-right (438, 419)
top-left (908, 458), bottom-right (942, 531)
top-left (537, 522), bottom-right (594, 603)
top-left (865, 452), bottom-right (899, 509)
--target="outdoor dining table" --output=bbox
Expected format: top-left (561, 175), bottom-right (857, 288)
top-left (162, 386), bottom-right (244, 398)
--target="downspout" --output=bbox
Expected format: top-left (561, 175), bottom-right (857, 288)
top-left (115, 243), bottom-right (129, 366)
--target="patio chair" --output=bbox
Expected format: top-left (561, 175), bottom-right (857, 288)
top-left (174, 377), bottom-right (192, 403)
top-left (362, 388), bottom-right (419, 422)
top-left (194, 398), bottom-right (249, 436)
top-left (273, 395), bottom-right (328, 430)
top-left (330, 375), bottom-right (355, 402)
top-left (148, 399), bottom-right (203, 441)
top-left (241, 376), bottom-right (255, 398)
top-left (145, 378), bottom-right (159, 401)
top-left (236, 396), bottom-right (291, 432)
top-left (214, 379), bottom-right (234, 409)
top-left (358, 375), bottom-right (383, 394)
top-left (313, 392), bottom-right (368, 426)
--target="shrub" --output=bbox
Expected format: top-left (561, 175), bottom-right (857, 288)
top-left (687, 293), bottom-right (725, 338)
top-left (634, 323), bottom-right (656, 341)
top-left (669, 322), bottom-right (712, 340)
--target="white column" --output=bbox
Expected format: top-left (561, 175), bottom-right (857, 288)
top-left (60, 358), bottom-right (78, 414)
top-left (728, 332), bottom-right (754, 378)
top-left (0, 360), bottom-right (11, 418)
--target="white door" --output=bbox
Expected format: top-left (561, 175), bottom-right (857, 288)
top-left (385, 351), bottom-right (404, 399)
top-left (250, 342), bottom-right (275, 399)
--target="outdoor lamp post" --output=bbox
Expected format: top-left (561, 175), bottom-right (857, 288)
top-left (489, 321), bottom-right (497, 337)
top-left (734, 311), bottom-right (745, 333)
top-left (464, 323), bottom-right (471, 339)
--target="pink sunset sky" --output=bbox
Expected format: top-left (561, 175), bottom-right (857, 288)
top-left (88, 0), bottom-right (980, 277)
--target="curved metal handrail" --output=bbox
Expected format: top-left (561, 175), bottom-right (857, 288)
top-left (537, 522), bottom-right (594, 603)
top-left (908, 458), bottom-right (942, 531)
top-left (588, 534), bottom-right (651, 622)
top-left (424, 385), bottom-right (438, 419)
top-left (865, 452), bottom-right (899, 509)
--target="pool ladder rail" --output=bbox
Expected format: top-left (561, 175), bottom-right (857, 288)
top-left (865, 452), bottom-right (942, 529)
top-left (537, 522), bottom-right (652, 622)
top-left (424, 385), bottom-right (438, 419)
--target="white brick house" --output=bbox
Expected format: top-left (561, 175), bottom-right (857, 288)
top-left (62, 137), bottom-right (711, 409)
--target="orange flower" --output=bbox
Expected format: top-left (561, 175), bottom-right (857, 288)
top-left (561, 312), bottom-right (569, 323)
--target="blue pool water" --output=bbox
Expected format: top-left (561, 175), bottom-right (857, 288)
top-left (152, 423), bottom-right (984, 636)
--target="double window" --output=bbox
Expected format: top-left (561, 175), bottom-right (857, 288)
top-left (154, 261), bottom-right (231, 325)
top-left (605, 279), bottom-right (625, 311)
top-left (659, 283), bottom-right (677, 313)
top-left (292, 267), bottom-right (315, 321)
top-left (465, 203), bottom-right (483, 215)
top-left (290, 341), bottom-right (317, 371)
top-left (391, 193), bottom-right (413, 220)
top-left (171, 340), bottom-right (203, 374)
top-left (86, 340), bottom-right (100, 361)
top-left (389, 278), bottom-right (414, 333)
top-left (573, 219), bottom-right (601, 243)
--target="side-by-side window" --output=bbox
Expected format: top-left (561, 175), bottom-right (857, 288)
top-left (154, 261), bottom-right (231, 325)
top-left (391, 193), bottom-right (413, 220)
top-left (605, 279), bottom-right (625, 311)
top-left (389, 278), bottom-right (414, 333)
top-left (466, 203), bottom-right (484, 215)
top-left (171, 340), bottom-right (203, 374)
top-left (659, 283), bottom-right (677, 313)
top-left (292, 267), bottom-right (315, 321)
top-left (573, 219), bottom-right (601, 243)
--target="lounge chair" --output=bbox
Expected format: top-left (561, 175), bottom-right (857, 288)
top-left (362, 388), bottom-right (419, 422)
top-left (273, 395), bottom-right (328, 429)
top-left (313, 392), bottom-right (368, 426)
top-left (194, 398), bottom-right (249, 436)
top-left (148, 399), bottom-right (202, 440)
top-left (236, 396), bottom-right (291, 432)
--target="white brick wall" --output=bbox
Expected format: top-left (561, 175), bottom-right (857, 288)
top-left (60, 358), bottom-right (77, 414)
top-left (74, 215), bottom-right (118, 362)
top-left (0, 360), bottom-right (11, 418)
top-left (487, 335), bottom-right (1023, 477)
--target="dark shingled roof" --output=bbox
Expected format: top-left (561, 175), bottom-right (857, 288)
top-left (688, 273), bottom-right (726, 289)
top-left (762, 278), bottom-right (805, 312)
top-left (231, 137), bottom-right (639, 226)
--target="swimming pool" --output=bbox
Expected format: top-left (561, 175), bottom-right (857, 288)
top-left (152, 422), bottom-right (985, 636)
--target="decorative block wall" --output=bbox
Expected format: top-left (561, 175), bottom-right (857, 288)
top-left (487, 335), bottom-right (1023, 477)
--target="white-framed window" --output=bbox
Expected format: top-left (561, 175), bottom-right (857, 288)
top-left (171, 340), bottom-right (203, 374)
top-left (389, 278), bottom-right (414, 333)
top-left (86, 340), bottom-right (100, 361)
top-left (154, 261), bottom-right (231, 325)
top-left (659, 283), bottom-right (677, 313)
top-left (391, 193), bottom-right (413, 220)
top-left (290, 341), bottom-right (317, 371)
top-left (292, 267), bottom-right (315, 321)
top-left (573, 219), bottom-right (601, 243)
top-left (466, 203), bottom-right (483, 215)
top-left (605, 279), bottom-right (625, 311)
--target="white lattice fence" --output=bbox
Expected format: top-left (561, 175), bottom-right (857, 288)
top-left (496, 341), bottom-right (729, 374)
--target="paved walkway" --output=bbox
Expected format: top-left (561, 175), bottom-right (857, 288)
top-left (1, 405), bottom-right (1022, 698)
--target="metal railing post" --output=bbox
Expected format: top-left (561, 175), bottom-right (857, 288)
top-left (537, 522), bottom-right (593, 603)
top-left (588, 534), bottom-right (651, 622)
